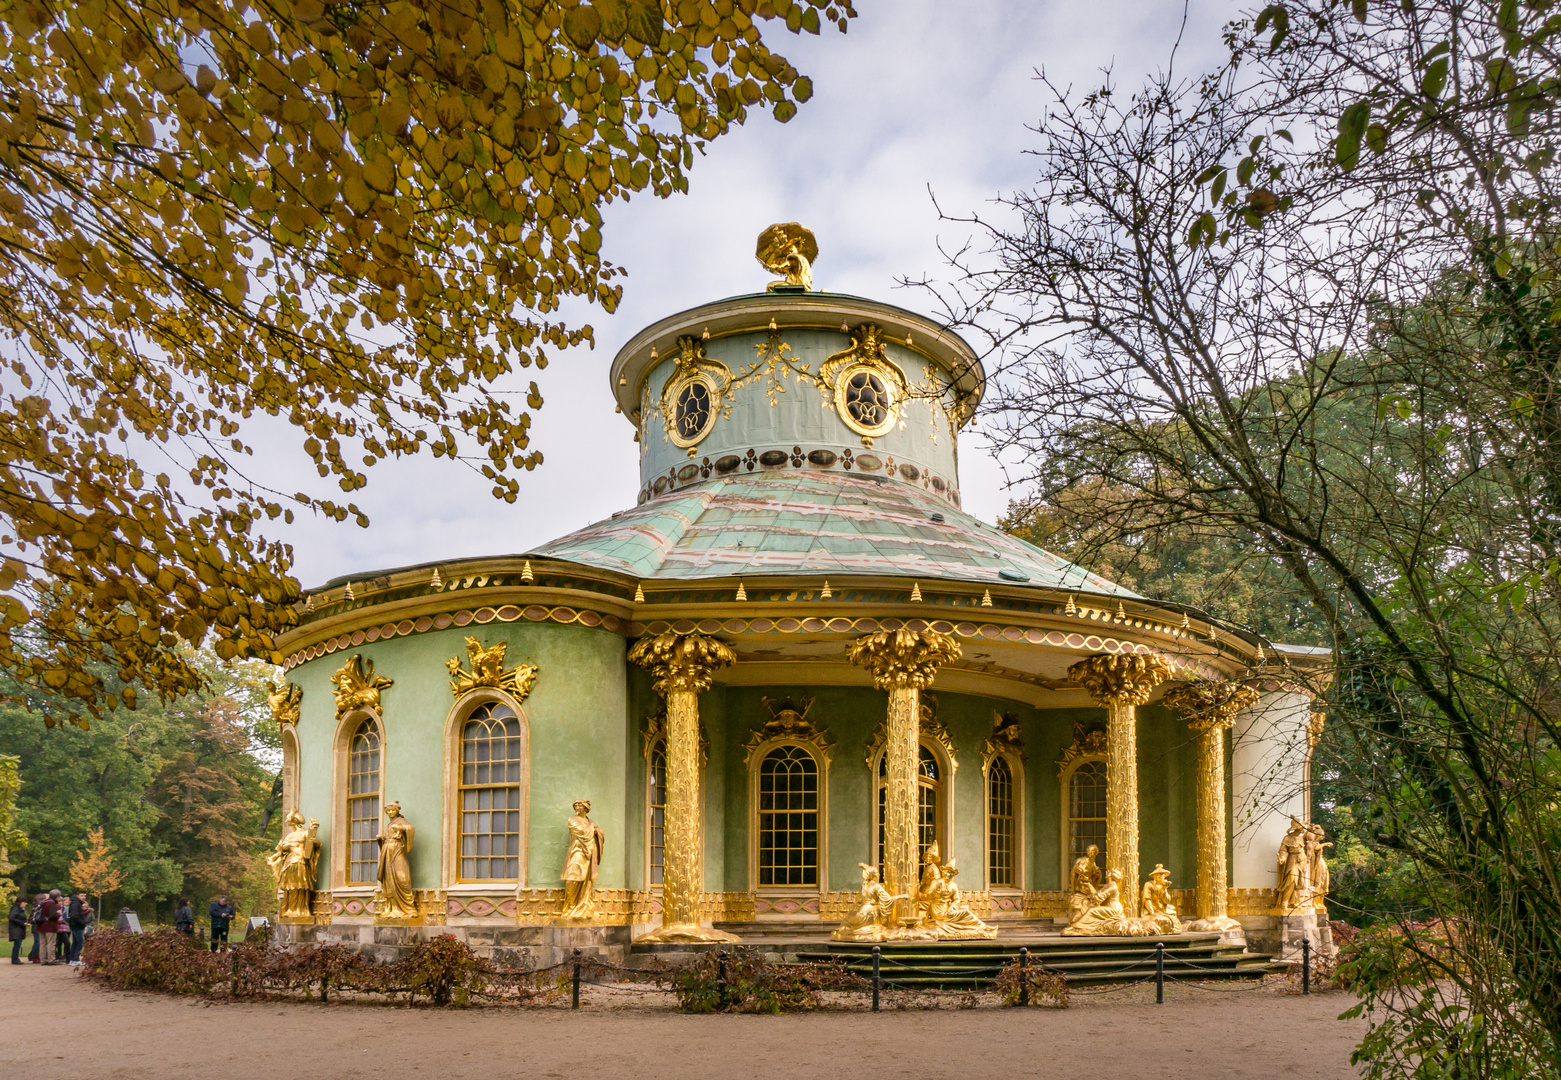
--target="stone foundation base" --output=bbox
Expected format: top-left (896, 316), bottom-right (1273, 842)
top-left (273, 919), bottom-right (635, 969)
top-left (1239, 912), bottom-right (1335, 961)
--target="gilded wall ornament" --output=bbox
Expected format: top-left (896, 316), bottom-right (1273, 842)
top-left (981, 711), bottom-right (1025, 772)
top-left (330, 654), bottom-right (393, 720)
top-left (863, 691), bottom-right (957, 774)
top-left (1055, 723), bottom-right (1108, 777)
top-left (266, 680), bottom-right (302, 728)
top-left (446, 637), bottom-right (539, 700)
top-left (744, 696), bottom-right (833, 766)
top-left (819, 324), bottom-right (908, 441)
top-left (756, 221), bottom-right (817, 290)
top-left (654, 336), bottom-right (734, 450)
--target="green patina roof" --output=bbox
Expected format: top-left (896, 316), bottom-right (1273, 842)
top-left (530, 469), bottom-right (1138, 597)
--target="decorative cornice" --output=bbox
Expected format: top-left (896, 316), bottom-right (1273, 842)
top-left (981, 711), bottom-right (1025, 771)
top-left (330, 654), bottom-right (392, 720)
top-left (266, 681), bottom-right (302, 728)
top-left (1056, 722), bottom-right (1108, 777)
top-left (627, 631), bottom-right (736, 695)
top-left (865, 691), bottom-right (957, 775)
top-left (445, 637), bottom-right (538, 701)
top-left (743, 696), bottom-right (833, 767)
top-left (1067, 653), bottom-right (1176, 706)
top-left (1160, 679), bottom-right (1261, 733)
top-left (847, 628), bottom-right (961, 689)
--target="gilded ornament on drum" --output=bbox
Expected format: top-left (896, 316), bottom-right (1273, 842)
top-left (756, 222), bottom-right (817, 290)
top-left (446, 637), bottom-right (539, 700)
top-left (330, 654), bottom-right (393, 719)
top-left (654, 336), bottom-right (734, 449)
top-left (266, 681), bottom-right (302, 728)
top-left (819, 324), bottom-right (908, 442)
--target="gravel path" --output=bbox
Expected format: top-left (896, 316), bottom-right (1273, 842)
top-left (1, 962), bottom-right (1366, 1079)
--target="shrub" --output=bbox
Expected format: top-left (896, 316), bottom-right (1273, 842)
top-left (993, 957), bottom-right (1069, 1008)
top-left (669, 949), bottom-right (869, 1014)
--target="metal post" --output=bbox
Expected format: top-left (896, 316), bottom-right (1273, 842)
top-left (1302, 937), bottom-right (1311, 995)
top-left (572, 948), bottom-right (582, 1009)
top-left (1018, 947), bottom-right (1029, 1006)
top-left (872, 945), bottom-right (881, 1012)
top-left (717, 949), bottom-right (728, 1008)
top-left (1155, 941), bottom-right (1165, 1004)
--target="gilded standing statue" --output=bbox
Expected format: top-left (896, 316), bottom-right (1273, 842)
top-left (267, 810), bottom-right (320, 919)
top-left (561, 799), bottom-right (606, 919)
top-left (375, 801), bottom-right (418, 920)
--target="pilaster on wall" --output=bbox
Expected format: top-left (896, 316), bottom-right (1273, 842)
top-left (1231, 691), bottom-right (1311, 890)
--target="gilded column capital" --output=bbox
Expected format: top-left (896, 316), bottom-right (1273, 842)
top-left (628, 631), bottom-right (736, 694)
top-left (847, 628), bottom-right (961, 689)
top-left (1067, 653), bottom-right (1176, 706)
top-left (1161, 680), bottom-right (1261, 732)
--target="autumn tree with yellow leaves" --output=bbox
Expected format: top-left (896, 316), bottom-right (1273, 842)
top-left (0, 0), bottom-right (854, 725)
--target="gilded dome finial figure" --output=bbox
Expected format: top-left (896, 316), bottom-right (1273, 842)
top-left (561, 799), bottom-right (606, 919)
top-left (756, 222), bottom-right (817, 291)
top-left (1066, 843), bottom-right (1104, 928)
top-left (375, 801), bottom-right (418, 920)
top-left (267, 810), bottom-right (320, 919)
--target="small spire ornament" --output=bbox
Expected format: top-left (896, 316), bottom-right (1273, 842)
top-left (344, 581), bottom-right (355, 601)
top-left (1065, 594), bottom-right (1077, 616)
top-left (304, 593), bottom-right (315, 612)
top-left (820, 580), bottom-right (832, 599)
top-left (910, 582), bottom-right (923, 602)
top-left (634, 583), bottom-right (645, 603)
top-left (521, 560), bottom-right (534, 582)
top-left (981, 588), bottom-right (993, 607)
top-left (1255, 642), bottom-right (1266, 663)
top-left (1179, 611), bottom-right (1191, 630)
top-left (735, 582), bottom-right (747, 602)
top-left (1115, 601), bottom-right (1126, 622)
top-left (430, 566), bottom-right (442, 589)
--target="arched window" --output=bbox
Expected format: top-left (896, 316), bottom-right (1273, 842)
top-left (987, 756), bottom-right (1016, 888)
top-left (756, 745), bottom-right (820, 887)
top-left (458, 702), bottom-right (523, 881)
top-left (1068, 760), bottom-right (1108, 870)
top-left (877, 744), bottom-right (942, 880)
top-left (346, 718), bottom-right (381, 885)
top-left (647, 738), bottom-right (667, 887)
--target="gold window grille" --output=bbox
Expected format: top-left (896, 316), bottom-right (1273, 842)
top-left (458, 702), bottom-right (523, 881)
top-left (988, 755), bottom-right (1016, 888)
top-left (757, 745), bottom-right (819, 888)
top-left (877, 745), bottom-right (941, 880)
top-left (347, 719), bottom-right (381, 885)
top-left (647, 738), bottom-right (667, 886)
top-left (1068, 760), bottom-right (1108, 868)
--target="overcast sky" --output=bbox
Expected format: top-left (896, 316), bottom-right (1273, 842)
top-left (287, 0), bottom-right (1237, 587)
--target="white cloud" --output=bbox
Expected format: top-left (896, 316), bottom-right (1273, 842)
top-left (285, 0), bottom-right (1238, 585)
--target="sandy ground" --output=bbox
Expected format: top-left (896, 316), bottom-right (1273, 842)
top-left (0, 962), bottom-right (1366, 1079)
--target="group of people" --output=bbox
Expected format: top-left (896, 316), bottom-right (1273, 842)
top-left (7, 890), bottom-right (94, 966)
top-left (7, 891), bottom-right (240, 967)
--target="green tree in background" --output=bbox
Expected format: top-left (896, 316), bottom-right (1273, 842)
top-left (0, 754), bottom-right (24, 906)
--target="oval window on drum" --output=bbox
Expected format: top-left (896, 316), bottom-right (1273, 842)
top-left (673, 378), bottom-right (714, 444)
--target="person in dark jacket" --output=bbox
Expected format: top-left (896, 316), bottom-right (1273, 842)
top-left (66, 893), bottom-right (90, 966)
top-left (36, 890), bottom-right (60, 965)
top-left (27, 893), bottom-right (43, 962)
top-left (7, 896), bottom-right (25, 964)
top-left (208, 895), bottom-right (235, 952)
top-left (174, 898), bottom-right (194, 936)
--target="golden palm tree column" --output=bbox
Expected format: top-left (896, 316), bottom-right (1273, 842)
top-left (1162, 680), bottom-right (1260, 929)
top-left (628, 631), bottom-right (738, 943)
top-left (848, 628), bottom-right (962, 909)
top-left (1067, 653), bottom-right (1176, 917)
